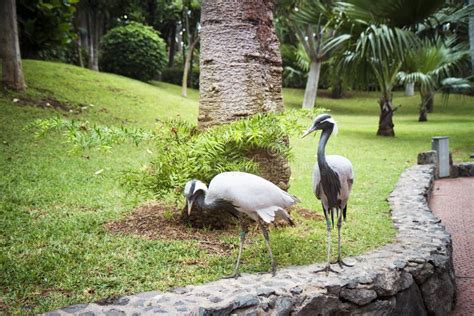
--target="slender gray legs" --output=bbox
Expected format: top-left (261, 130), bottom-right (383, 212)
top-left (334, 209), bottom-right (354, 268)
top-left (259, 221), bottom-right (276, 276)
top-left (225, 216), bottom-right (248, 279)
top-left (314, 208), bottom-right (339, 275)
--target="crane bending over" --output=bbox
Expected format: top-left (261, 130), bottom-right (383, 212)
top-left (184, 171), bottom-right (299, 278)
top-left (302, 114), bottom-right (354, 275)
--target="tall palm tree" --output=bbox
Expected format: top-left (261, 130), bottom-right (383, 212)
top-left (341, 24), bottom-right (417, 136)
top-left (397, 36), bottom-right (469, 121)
top-left (335, 0), bottom-right (470, 135)
top-left (290, 0), bottom-right (351, 109)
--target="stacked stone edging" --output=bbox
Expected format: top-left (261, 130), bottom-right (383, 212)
top-left (45, 164), bottom-right (455, 315)
top-left (451, 162), bottom-right (474, 178)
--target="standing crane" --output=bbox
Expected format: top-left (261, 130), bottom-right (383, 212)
top-left (302, 114), bottom-right (354, 275)
top-left (184, 171), bottom-right (299, 278)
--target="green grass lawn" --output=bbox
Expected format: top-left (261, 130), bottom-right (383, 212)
top-left (1, 60), bottom-right (473, 314)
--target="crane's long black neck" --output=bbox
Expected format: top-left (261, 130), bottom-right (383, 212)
top-left (193, 190), bottom-right (239, 219)
top-left (317, 128), bottom-right (332, 170)
top-left (317, 127), bottom-right (341, 213)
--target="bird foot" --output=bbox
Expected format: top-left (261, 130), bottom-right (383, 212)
top-left (223, 272), bottom-right (241, 279)
top-left (313, 264), bottom-right (340, 276)
top-left (331, 258), bottom-right (355, 269)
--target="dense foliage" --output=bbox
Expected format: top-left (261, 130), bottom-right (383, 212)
top-left (26, 110), bottom-right (318, 202)
top-left (99, 22), bottom-right (167, 81)
top-left (122, 112), bottom-right (312, 201)
top-left (17, 0), bottom-right (78, 59)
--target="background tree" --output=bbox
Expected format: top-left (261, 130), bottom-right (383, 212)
top-left (398, 36), bottom-right (469, 121)
top-left (311, 0), bottom-right (470, 136)
top-left (181, 0), bottom-right (200, 97)
top-left (0, 0), bottom-right (26, 91)
top-left (290, 0), bottom-right (350, 109)
top-left (17, 0), bottom-right (77, 60)
top-left (74, 0), bottom-right (121, 70)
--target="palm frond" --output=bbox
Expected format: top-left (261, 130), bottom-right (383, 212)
top-left (398, 35), bottom-right (469, 93)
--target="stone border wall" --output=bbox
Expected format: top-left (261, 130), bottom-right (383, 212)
top-left (46, 164), bottom-right (455, 315)
top-left (450, 162), bottom-right (474, 178)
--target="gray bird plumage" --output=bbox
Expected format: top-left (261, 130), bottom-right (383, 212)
top-left (184, 171), bottom-right (299, 278)
top-left (303, 114), bottom-right (355, 275)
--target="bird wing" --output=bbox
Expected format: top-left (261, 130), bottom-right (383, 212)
top-left (206, 172), bottom-right (298, 223)
top-left (313, 155), bottom-right (354, 204)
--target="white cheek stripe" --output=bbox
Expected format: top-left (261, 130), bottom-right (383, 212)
top-left (322, 117), bottom-right (338, 135)
top-left (194, 181), bottom-right (208, 194)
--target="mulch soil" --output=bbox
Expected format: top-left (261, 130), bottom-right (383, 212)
top-left (105, 202), bottom-right (323, 255)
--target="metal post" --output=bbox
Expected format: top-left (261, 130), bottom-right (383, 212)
top-left (432, 136), bottom-right (450, 178)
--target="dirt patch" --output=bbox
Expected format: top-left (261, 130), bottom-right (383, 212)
top-left (12, 96), bottom-right (73, 111)
top-left (106, 202), bottom-right (322, 254)
top-left (291, 206), bottom-right (324, 221)
top-left (105, 202), bottom-right (237, 255)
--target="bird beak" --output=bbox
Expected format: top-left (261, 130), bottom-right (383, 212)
top-left (301, 127), bottom-right (317, 138)
top-left (187, 200), bottom-right (193, 216)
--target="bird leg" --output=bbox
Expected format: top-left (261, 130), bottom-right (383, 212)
top-left (225, 216), bottom-right (248, 279)
top-left (259, 220), bottom-right (276, 277)
top-left (332, 209), bottom-right (354, 269)
top-left (314, 209), bottom-right (339, 276)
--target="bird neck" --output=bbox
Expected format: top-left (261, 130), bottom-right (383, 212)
top-left (317, 128), bottom-right (332, 171)
top-left (193, 190), bottom-right (210, 210)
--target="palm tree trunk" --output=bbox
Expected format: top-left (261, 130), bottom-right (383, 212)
top-left (193, 0), bottom-right (289, 228)
top-left (0, 0), bottom-right (26, 91)
top-left (377, 95), bottom-right (395, 136)
top-left (425, 91), bottom-right (434, 113)
top-left (199, 0), bottom-right (283, 127)
top-left (302, 60), bottom-right (322, 109)
top-left (419, 92), bottom-right (432, 122)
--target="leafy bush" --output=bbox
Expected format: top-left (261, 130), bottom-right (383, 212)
top-left (121, 111), bottom-right (321, 201)
top-left (99, 22), bottom-right (167, 81)
top-left (26, 110), bottom-right (326, 202)
top-left (25, 117), bottom-right (154, 152)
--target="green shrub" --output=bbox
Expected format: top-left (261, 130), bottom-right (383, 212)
top-left (121, 111), bottom-right (320, 202)
top-left (26, 110), bottom-right (326, 202)
top-left (99, 22), bottom-right (167, 81)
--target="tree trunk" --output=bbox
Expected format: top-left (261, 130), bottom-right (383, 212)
top-left (376, 95), bottom-right (395, 136)
top-left (86, 10), bottom-right (100, 71)
top-left (302, 60), bottom-right (322, 109)
top-left (405, 82), bottom-right (415, 96)
top-left (199, 0), bottom-right (284, 127)
top-left (331, 78), bottom-right (343, 99)
top-left (193, 0), bottom-right (288, 228)
top-left (168, 24), bottom-right (177, 67)
top-left (0, 0), bottom-right (26, 91)
top-left (419, 92), bottom-right (432, 122)
top-left (182, 35), bottom-right (199, 97)
top-left (470, 0), bottom-right (474, 73)
top-left (425, 91), bottom-right (434, 113)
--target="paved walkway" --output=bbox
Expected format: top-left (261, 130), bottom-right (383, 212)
top-left (430, 177), bottom-right (474, 316)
